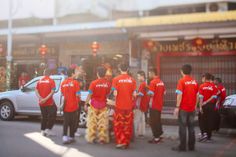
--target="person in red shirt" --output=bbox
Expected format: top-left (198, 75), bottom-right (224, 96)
top-left (198, 73), bottom-right (218, 142)
top-left (18, 72), bottom-right (30, 88)
top-left (172, 64), bottom-right (198, 152)
top-left (84, 67), bottom-right (111, 144)
top-left (147, 69), bottom-right (165, 144)
top-left (112, 63), bottom-right (136, 149)
top-left (35, 69), bottom-right (57, 136)
top-left (213, 77), bottom-right (226, 131)
top-left (61, 68), bottom-right (81, 144)
top-left (134, 70), bottom-right (149, 138)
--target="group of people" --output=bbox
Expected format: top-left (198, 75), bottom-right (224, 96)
top-left (34, 63), bottom-right (226, 151)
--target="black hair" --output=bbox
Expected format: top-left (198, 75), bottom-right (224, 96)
top-left (119, 63), bottom-right (129, 72)
top-left (149, 68), bottom-right (157, 75)
top-left (181, 64), bottom-right (192, 75)
top-left (215, 77), bottom-right (222, 83)
top-left (97, 66), bottom-right (106, 77)
top-left (67, 68), bottom-right (74, 77)
top-left (203, 73), bottom-right (212, 80)
top-left (137, 70), bottom-right (146, 79)
top-left (211, 74), bottom-right (215, 81)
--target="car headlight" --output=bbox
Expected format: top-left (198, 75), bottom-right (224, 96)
top-left (223, 98), bottom-right (233, 108)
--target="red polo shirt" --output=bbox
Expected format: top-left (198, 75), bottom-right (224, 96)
top-left (176, 75), bottom-right (198, 112)
top-left (149, 76), bottom-right (165, 111)
top-left (199, 81), bottom-right (218, 104)
top-left (112, 74), bottom-right (136, 110)
top-left (138, 81), bottom-right (149, 112)
top-left (89, 78), bottom-right (111, 102)
top-left (61, 78), bottom-right (80, 112)
top-left (36, 76), bottom-right (56, 107)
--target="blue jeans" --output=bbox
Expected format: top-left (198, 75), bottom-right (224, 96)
top-left (178, 110), bottom-right (195, 150)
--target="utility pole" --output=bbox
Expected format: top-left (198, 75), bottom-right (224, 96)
top-left (6, 0), bottom-right (13, 90)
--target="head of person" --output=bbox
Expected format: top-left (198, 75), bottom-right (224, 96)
top-left (67, 68), bottom-right (76, 78)
top-left (43, 69), bottom-right (51, 76)
top-left (203, 73), bottom-right (212, 82)
top-left (119, 63), bottom-right (129, 73)
top-left (137, 70), bottom-right (146, 82)
top-left (97, 66), bottom-right (106, 78)
top-left (214, 77), bottom-right (222, 85)
top-left (180, 64), bottom-right (192, 76)
top-left (201, 74), bottom-right (206, 83)
top-left (148, 68), bottom-right (157, 80)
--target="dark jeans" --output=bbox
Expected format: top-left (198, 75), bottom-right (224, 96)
top-left (178, 110), bottom-right (195, 150)
top-left (198, 112), bottom-right (204, 134)
top-left (40, 104), bottom-right (57, 131)
top-left (76, 106), bottom-right (81, 129)
top-left (202, 103), bottom-right (215, 139)
top-left (149, 109), bottom-right (163, 138)
top-left (63, 111), bottom-right (78, 138)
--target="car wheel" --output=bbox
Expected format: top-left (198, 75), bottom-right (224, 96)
top-left (0, 101), bottom-right (15, 121)
top-left (79, 110), bottom-right (87, 127)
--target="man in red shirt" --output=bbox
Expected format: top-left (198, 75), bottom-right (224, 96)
top-left (35, 69), bottom-right (57, 136)
top-left (172, 64), bottom-right (198, 152)
top-left (147, 69), bottom-right (165, 143)
top-left (112, 63), bottom-right (136, 149)
top-left (134, 70), bottom-right (149, 137)
top-left (60, 68), bottom-right (81, 144)
top-left (84, 67), bottom-right (111, 144)
top-left (213, 77), bottom-right (226, 131)
top-left (198, 73), bottom-right (218, 142)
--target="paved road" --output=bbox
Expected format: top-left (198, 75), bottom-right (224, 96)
top-left (0, 117), bottom-right (236, 157)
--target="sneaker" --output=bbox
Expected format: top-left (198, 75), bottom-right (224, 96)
top-left (68, 137), bottom-right (76, 144)
top-left (198, 133), bottom-right (207, 142)
top-left (62, 136), bottom-right (70, 144)
top-left (45, 129), bottom-right (56, 136)
top-left (75, 129), bottom-right (81, 137)
top-left (116, 144), bottom-right (128, 149)
top-left (41, 130), bottom-right (46, 136)
top-left (148, 138), bottom-right (162, 144)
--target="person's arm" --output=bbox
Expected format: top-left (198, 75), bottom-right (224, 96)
top-left (174, 93), bottom-right (182, 117)
top-left (40, 90), bottom-right (55, 104)
top-left (35, 89), bottom-right (42, 101)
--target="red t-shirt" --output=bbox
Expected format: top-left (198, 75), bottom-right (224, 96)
top-left (138, 82), bottom-right (149, 112)
top-left (36, 76), bottom-right (56, 107)
top-left (198, 81), bottom-right (218, 104)
top-left (61, 78), bottom-right (80, 112)
top-left (112, 74), bottom-right (136, 110)
top-left (89, 78), bottom-right (111, 102)
top-left (149, 77), bottom-right (165, 111)
top-left (176, 75), bottom-right (198, 112)
top-left (216, 84), bottom-right (226, 106)
top-left (19, 75), bottom-right (30, 87)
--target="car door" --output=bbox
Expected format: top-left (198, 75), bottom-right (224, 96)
top-left (16, 78), bottom-right (40, 113)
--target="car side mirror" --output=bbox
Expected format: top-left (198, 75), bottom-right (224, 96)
top-left (20, 86), bottom-right (26, 92)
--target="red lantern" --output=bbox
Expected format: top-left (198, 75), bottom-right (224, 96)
top-left (192, 37), bottom-right (205, 47)
top-left (91, 41), bottom-right (100, 56)
top-left (143, 40), bottom-right (155, 51)
top-left (39, 44), bottom-right (48, 56)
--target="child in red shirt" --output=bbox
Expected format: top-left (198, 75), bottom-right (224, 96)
top-left (61, 68), bottom-right (81, 144)
top-left (85, 67), bottom-right (111, 144)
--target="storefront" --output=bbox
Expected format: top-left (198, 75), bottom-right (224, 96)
top-left (146, 38), bottom-right (236, 106)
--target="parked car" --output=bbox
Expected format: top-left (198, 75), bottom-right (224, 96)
top-left (0, 75), bottom-right (89, 127)
top-left (220, 94), bottom-right (236, 128)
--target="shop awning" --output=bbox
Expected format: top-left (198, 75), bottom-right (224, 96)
top-left (116, 10), bottom-right (236, 27)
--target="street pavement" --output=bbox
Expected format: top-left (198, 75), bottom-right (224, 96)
top-left (0, 117), bottom-right (236, 157)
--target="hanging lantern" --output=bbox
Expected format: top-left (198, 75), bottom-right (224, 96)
top-left (91, 41), bottom-right (100, 56)
top-left (192, 37), bottom-right (205, 47)
top-left (143, 40), bottom-right (155, 51)
top-left (39, 44), bottom-right (48, 56)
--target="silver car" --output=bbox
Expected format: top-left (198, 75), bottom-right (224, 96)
top-left (221, 94), bottom-right (236, 128)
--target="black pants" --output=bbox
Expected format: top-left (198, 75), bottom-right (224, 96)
top-left (40, 105), bottom-right (57, 131)
top-left (149, 109), bottom-right (163, 138)
top-left (76, 106), bottom-right (81, 129)
top-left (198, 112), bottom-right (204, 134)
top-left (213, 109), bottom-right (221, 131)
top-left (202, 103), bottom-right (215, 139)
top-left (63, 111), bottom-right (78, 138)
top-left (178, 110), bottom-right (195, 150)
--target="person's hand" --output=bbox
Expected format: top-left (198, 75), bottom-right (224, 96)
top-left (173, 107), bottom-right (179, 117)
top-left (199, 107), bottom-right (203, 114)
top-left (39, 98), bottom-right (46, 104)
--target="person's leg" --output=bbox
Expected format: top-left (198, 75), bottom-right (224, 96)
top-left (63, 112), bottom-right (69, 136)
top-left (149, 109), bottom-right (159, 138)
top-left (69, 111), bottom-right (77, 138)
top-left (123, 111), bottom-right (134, 147)
top-left (113, 111), bottom-right (124, 145)
top-left (156, 110), bottom-right (163, 138)
top-left (85, 107), bottom-right (97, 143)
top-left (40, 106), bottom-right (47, 131)
top-left (140, 111), bottom-right (146, 136)
top-left (97, 108), bottom-right (109, 143)
top-left (47, 104), bottom-right (57, 130)
top-left (207, 104), bottom-right (215, 140)
top-left (198, 111), bottom-right (204, 135)
top-left (188, 111), bottom-right (196, 150)
top-left (178, 110), bottom-right (187, 150)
